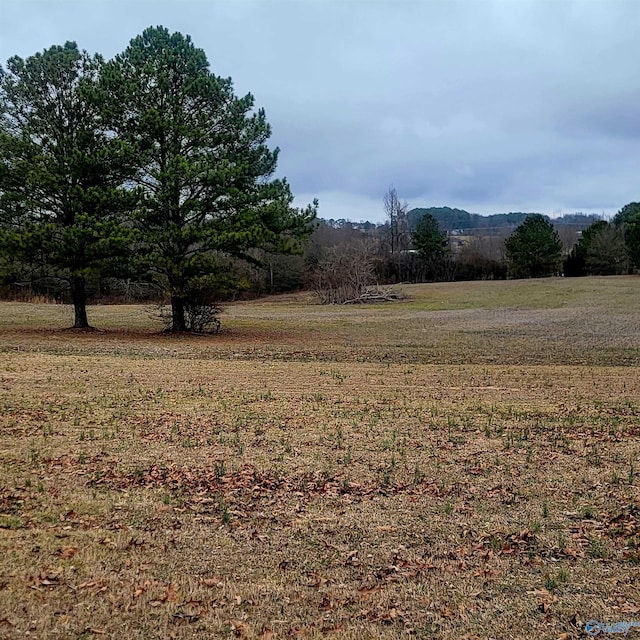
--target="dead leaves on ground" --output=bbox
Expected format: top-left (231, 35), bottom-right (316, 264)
top-left (605, 502), bottom-right (640, 544)
top-left (92, 462), bottom-right (459, 520)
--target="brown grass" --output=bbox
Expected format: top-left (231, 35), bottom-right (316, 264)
top-left (0, 276), bottom-right (639, 639)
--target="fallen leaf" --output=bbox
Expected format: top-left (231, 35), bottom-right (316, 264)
top-left (202, 578), bottom-right (223, 588)
top-left (621, 603), bottom-right (640, 614)
top-left (166, 582), bottom-right (180, 603)
top-left (230, 619), bottom-right (248, 637)
top-left (358, 586), bottom-right (382, 598)
top-left (320, 624), bottom-right (344, 634)
top-left (77, 581), bottom-right (97, 589)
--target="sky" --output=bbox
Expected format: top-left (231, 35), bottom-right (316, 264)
top-left (2, 0), bottom-right (640, 223)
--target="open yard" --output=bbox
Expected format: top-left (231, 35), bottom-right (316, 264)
top-left (0, 276), bottom-right (639, 639)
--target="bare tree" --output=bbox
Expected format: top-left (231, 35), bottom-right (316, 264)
top-left (383, 186), bottom-right (410, 254)
top-left (556, 225), bottom-right (582, 254)
top-left (312, 240), bottom-right (378, 304)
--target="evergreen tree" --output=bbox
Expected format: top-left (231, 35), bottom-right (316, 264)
top-left (103, 27), bottom-right (316, 331)
top-left (563, 220), bottom-right (608, 276)
top-left (584, 224), bottom-right (629, 275)
top-left (613, 202), bottom-right (640, 270)
top-left (412, 213), bottom-right (448, 280)
top-left (0, 42), bottom-right (136, 327)
top-left (504, 214), bottom-right (562, 278)
top-left (564, 220), bottom-right (629, 276)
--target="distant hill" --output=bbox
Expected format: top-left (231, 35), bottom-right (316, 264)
top-left (407, 207), bottom-right (601, 233)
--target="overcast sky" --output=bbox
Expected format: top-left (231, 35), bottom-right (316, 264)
top-left (2, 0), bottom-right (639, 223)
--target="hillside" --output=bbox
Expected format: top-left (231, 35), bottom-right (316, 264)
top-left (407, 206), bottom-right (601, 232)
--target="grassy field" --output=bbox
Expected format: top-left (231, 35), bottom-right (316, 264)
top-left (0, 276), bottom-right (639, 639)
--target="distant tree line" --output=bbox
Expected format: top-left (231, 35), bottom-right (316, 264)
top-left (306, 194), bottom-right (639, 303)
top-left (407, 206), bottom-right (601, 233)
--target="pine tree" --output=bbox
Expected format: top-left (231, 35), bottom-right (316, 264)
top-left (0, 42), bottom-right (136, 327)
top-left (412, 213), bottom-right (448, 279)
top-left (613, 202), bottom-right (640, 270)
top-left (103, 27), bottom-right (316, 331)
top-left (504, 214), bottom-right (563, 278)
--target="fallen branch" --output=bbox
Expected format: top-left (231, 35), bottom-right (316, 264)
top-left (342, 288), bottom-right (403, 304)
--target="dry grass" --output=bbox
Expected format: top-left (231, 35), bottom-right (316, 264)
top-left (0, 276), bottom-right (639, 639)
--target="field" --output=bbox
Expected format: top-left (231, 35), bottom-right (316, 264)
top-left (0, 276), bottom-right (639, 639)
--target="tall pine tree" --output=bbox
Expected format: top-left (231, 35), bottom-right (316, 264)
top-left (103, 27), bottom-right (316, 331)
top-left (0, 42), bottom-right (136, 327)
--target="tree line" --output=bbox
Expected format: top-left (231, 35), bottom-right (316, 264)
top-left (406, 206), bottom-right (601, 233)
top-left (0, 27), bottom-right (317, 330)
top-left (305, 191), bottom-right (639, 303)
top-left (1, 29), bottom-right (638, 322)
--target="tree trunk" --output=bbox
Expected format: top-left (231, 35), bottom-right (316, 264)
top-left (171, 296), bottom-right (187, 332)
top-left (70, 276), bottom-right (90, 328)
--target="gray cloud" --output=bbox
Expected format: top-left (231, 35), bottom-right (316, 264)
top-left (2, 0), bottom-right (639, 221)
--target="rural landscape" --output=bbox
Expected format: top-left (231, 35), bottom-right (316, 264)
top-left (2, 12), bottom-right (640, 640)
top-left (0, 276), bottom-right (639, 638)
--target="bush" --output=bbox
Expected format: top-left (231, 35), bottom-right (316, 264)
top-left (312, 241), bottom-right (377, 304)
top-left (156, 302), bottom-right (222, 333)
